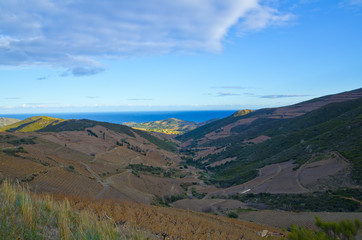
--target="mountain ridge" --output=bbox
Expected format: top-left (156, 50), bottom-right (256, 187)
top-left (0, 117), bottom-right (177, 152)
top-left (177, 88), bottom-right (362, 143)
top-left (177, 88), bottom-right (362, 187)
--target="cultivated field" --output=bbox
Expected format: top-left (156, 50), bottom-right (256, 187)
top-left (204, 153), bottom-right (352, 197)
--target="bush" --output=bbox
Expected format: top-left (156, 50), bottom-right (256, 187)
top-left (227, 211), bottom-right (238, 219)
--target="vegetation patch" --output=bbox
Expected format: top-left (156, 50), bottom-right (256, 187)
top-left (2, 147), bottom-right (28, 157)
top-left (86, 129), bottom-right (98, 138)
top-left (287, 216), bottom-right (361, 240)
top-left (229, 190), bottom-right (361, 212)
top-left (127, 164), bottom-right (186, 179)
top-left (227, 211), bottom-right (238, 219)
top-left (163, 193), bottom-right (188, 204)
top-left (0, 135), bottom-right (37, 146)
top-left (191, 187), bottom-right (206, 199)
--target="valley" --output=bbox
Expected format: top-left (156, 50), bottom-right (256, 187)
top-left (0, 88), bottom-right (361, 239)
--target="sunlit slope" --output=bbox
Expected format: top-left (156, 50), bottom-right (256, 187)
top-left (124, 117), bottom-right (203, 134)
top-left (0, 116), bottom-right (65, 132)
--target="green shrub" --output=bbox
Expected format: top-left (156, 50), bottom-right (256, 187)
top-left (227, 211), bottom-right (238, 219)
top-left (288, 216), bottom-right (361, 240)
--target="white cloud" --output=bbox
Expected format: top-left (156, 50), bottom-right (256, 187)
top-left (347, 0), bottom-right (362, 6)
top-left (239, 5), bottom-right (295, 32)
top-left (260, 94), bottom-right (310, 99)
top-left (340, 0), bottom-right (362, 9)
top-left (217, 92), bottom-right (241, 97)
top-left (0, 0), bottom-right (293, 76)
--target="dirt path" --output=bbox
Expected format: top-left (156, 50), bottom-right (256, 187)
top-left (81, 162), bottom-right (109, 200)
top-left (257, 164), bottom-right (282, 187)
top-left (332, 151), bottom-right (350, 163)
top-left (337, 195), bottom-right (362, 205)
top-left (295, 165), bottom-right (310, 192)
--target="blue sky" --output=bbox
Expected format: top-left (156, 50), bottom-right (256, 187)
top-left (0, 0), bottom-right (361, 113)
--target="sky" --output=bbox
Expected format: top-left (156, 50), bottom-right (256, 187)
top-left (0, 0), bottom-right (361, 113)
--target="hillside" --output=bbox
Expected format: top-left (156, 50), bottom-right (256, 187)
top-left (0, 115), bottom-right (185, 205)
top-left (0, 117), bottom-right (177, 152)
top-left (177, 88), bottom-right (362, 143)
top-left (123, 117), bottom-right (216, 134)
top-left (178, 89), bottom-right (362, 187)
top-left (0, 117), bottom-right (20, 127)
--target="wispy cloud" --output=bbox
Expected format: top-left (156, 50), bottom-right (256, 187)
top-left (341, 0), bottom-right (362, 7)
top-left (217, 92), bottom-right (241, 97)
top-left (22, 103), bottom-right (48, 108)
top-left (127, 98), bottom-right (153, 101)
top-left (211, 86), bottom-right (245, 89)
top-left (86, 96), bottom-right (99, 99)
top-left (260, 94), bottom-right (310, 99)
top-left (5, 97), bottom-right (21, 100)
top-left (238, 5), bottom-right (295, 33)
top-left (61, 67), bottom-right (105, 77)
top-left (36, 76), bottom-right (48, 81)
top-left (0, 1), bottom-right (293, 75)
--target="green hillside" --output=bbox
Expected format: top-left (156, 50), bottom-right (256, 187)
top-left (185, 97), bottom-right (362, 187)
top-left (0, 116), bottom-right (65, 132)
top-left (0, 117), bottom-right (20, 127)
top-left (124, 118), bottom-right (203, 134)
top-left (178, 88), bottom-right (362, 143)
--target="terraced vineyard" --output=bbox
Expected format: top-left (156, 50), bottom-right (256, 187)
top-left (30, 168), bottom-right (103, 198)
top-left (62, 195), bottom-right (285, 240)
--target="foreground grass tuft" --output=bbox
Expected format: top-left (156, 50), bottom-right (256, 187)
top-left (0, 180), bottom-right (145, 239)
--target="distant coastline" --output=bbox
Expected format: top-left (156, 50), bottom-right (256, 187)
top-left (0, 110), bottom-right (237, 125)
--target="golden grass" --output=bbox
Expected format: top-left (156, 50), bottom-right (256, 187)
top-left (0, 180), bottom-right (146, 239)
top-left (0, 179), bottom-right (286, 239)
top-left (59, 195), bottom-right (284, 240)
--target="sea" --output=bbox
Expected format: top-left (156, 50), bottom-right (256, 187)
top-left (0, 110), bottom-right (237, 125)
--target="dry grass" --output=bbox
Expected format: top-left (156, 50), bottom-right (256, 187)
top-left (60, 195), bottom-right (284, 240)
top-left (0, 180), bottom-right (146, 239)
top-left (0, 179), bottom-right (285, 239)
